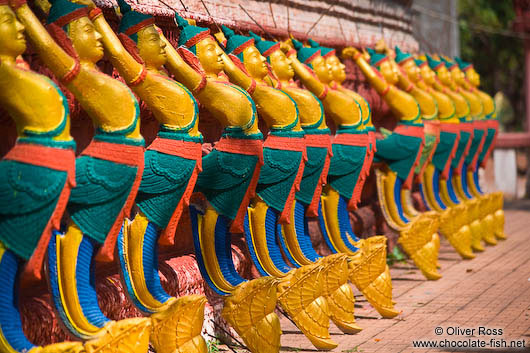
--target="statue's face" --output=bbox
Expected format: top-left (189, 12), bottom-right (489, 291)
top-left (327, 55), bottom-right (346, 83)
top-left (436, 66), bottom-right (451, 86)
top-left (311, 55), bottom-right (331, 83)
top-left (137, 25), bottom-right (167, 69)
top-left (196, 36), bottom-right (224, 75)
top-left (466, 67), bottom-right (480, 87)
top-left (379, 60), bottom-right (398, 84)
top-left (401, 59), bottom-right (420, 83)
top-left (68, 16), bottom-right (103, 63)
top-left (269, 49), bottom-right (293, 81)
top-left (242, 45), bottom-right (268, 79)
top-left (419, 65), bottom-right (436, 86)
top-left (449, 67), bottom-right (465, 85)
top-left (0, 6), bottom-right (26, 59)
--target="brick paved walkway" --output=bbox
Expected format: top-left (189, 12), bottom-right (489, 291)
top-left (222, 200), bottom-right (530, 353)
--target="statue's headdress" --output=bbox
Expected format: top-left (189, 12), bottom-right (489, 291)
top-left (414, 58), bottom-right (427, 68)
top-left (117, 0), bottom-right (154, 43)
top-left (308, 38), bottom-right (336, 58)
top-left (367, 47), bottom-right (388, 68)
top-left (174, 12), bottom-right (211, 55)
top-left (221, 25), bottom-right (254, 61)
top-left (426, 54), bottom-right (444, 70)
top-left (394, 46), bottom-right (413, 65)
top-left (47, 0), bottom-right (88, 28)
top-left (291, 38), bottom-right (321, 68)
top-left (454, 56), bottom-right (473, 71)
top-left (440, 56), bottom-right (456, 70)
top-left (248, 31), bottom-right (280, 60)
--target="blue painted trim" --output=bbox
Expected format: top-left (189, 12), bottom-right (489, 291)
top-left (419, 182), bottom-right (431, 211)
top-left (446, 168), bottom-right (461, 204)
top-left (0, 249), bottom-right (35, 352)
top-left (473, 169), bottom-right (483, 194)
top-left (317, 201), bottom-right (340, 254)
top-left (243, 212), bottom-right (269, 277)
top-left (337, 196), bottom-right (360, 252)
top-left (433, 169), bottom-right (447, 209)
top-left (117, 225), bottom-right (152, 313)
top-left (394, 177), bottom-right (410, 223)
top-left (189, 207), bottom-right (229, 296)
top-left (294, 201), bottom-right (321, 262)
top-left (461, 163), bottom-right (473, 199)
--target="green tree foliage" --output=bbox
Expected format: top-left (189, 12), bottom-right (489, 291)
top-left (459, 0), bottom-right (524, 131)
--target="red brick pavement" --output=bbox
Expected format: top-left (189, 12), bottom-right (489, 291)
top-left (223, 200), bottom-right (530, 353)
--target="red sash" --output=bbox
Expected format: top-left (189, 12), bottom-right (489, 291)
top-left (81, 140), bottom-right (145, 263)
top-left (263, 135), bottom-right (307, 224)
top-left (4, 142), bottom-right (76, 283)
top-left (215, 136), bottom-right (263, 234)
top-left (439, 123), bottom-right (461, 180)
top-left (147, 138), bottom-right (203, 246)
top-left (481, 120), bottom-right (499, 168)
top-left (469, 121), bottom-right (488, 171)
top-left (305, 134), bottom-right (332, 217)
top-left (455, 123), bottom-right (474, 175)
top-left (394, 125), bottom-right (425, 190)
top-left (416, 121), bottom-right (441, 183)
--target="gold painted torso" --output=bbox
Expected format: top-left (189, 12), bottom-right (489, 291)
top-left (197, 76), bottom-right (259, 133)
top-left (418, 81), bottom-right (456, 121)
top-left (459, 88), bottom-right (484, 120)
top-left (252, 82), bottom-right (300, 130)
top-left (476, 89), bottom-right (495, 118)
top-left (135, 71), bottom-right (199, 136)
top-left (67, 67), bottom-right (141, 138)
top-left (281, 83), bottom-right (326, 129)
top-left (336, 84), bottom-right (371, 128)
top-left (0, 63), bottom-right (71, 141)
top-left (407, 85), bottom-right (437, 120)
top-left (384, 86), bottom-right (421, 123)
top-left (322, 88), bottom-right (362, 127)
top-left (434, 83), bottom-right (470, 121)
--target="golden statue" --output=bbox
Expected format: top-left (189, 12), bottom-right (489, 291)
top-left (217, 26), bottom-right (339, 350)
top-left (248, 32), bottom-right (362, 335)
top-left (282, 37), bottom-right (399, 317)
top-left (388, 47), bottom-right (474, 259)
top-left (345, 45), bottom-right (441, 280)
top-left (161, 14), bottom-right (281, 353)
top-left (0, 3), bottom-right (78, 352)
top-left (70, 0), bottom-right (208, 351)
top-left (455, 58), bottom-right (505, 241)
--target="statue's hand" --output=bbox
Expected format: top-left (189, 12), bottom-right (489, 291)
top-left (71, 0), bottom-right (96, 9)
top-left (342, 46), bottom-right (359, 59)
top-left (280, 39), bottom-right (293, 54)
top-left (375, 39), bottom-right (387, 53)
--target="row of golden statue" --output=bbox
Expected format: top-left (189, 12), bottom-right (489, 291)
top-left (0, 0), bottom-right (505, 351)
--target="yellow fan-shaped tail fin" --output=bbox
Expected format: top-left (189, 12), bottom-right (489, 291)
top-left (319, 254), bottom-right (362, 334)
top-left (439, 205), bottom-right (474, 259)
top-left (150, 295), bottom-right (208, 353)
top-left (398, 212), bottom-right (442, 280)
top-left (84, 318), bottom-right (151, 353)
top-left (348, 237), bottom-right (399, 318)
top-left (277, 265), bottom-right (337, 350)
top-left (29, 342), bottom-right (86, 353)
top-left (222, 277), bottom-right (281, 353)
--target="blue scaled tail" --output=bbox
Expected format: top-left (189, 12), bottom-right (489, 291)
top-left (117, 222), bottom-right (171, 314)
top-left (48, 230), bottom-right (110, 339)
top-left (0, 248), bottom-right (35, 352)
top-left (190, 206), bottom-right (245, 296)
